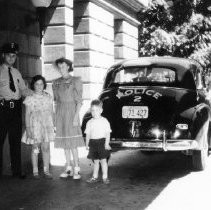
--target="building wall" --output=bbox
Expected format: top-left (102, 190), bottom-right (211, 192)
top-left (114, 19), bottom-right (139, 63)
top-left (43, 0), bottom-right (141, 107)
top-left (74, 1), bottom-right (115, 116)
top-left (72, 0), bottom-right (140, 118)
top-left (44, 0), bottom-right (74, 82)
top-left (0, 0), bottom-right (41, 78)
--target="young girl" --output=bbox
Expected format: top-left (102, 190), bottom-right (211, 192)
top-left (22, 75), bottom-right (55, 179)
top-left (85, 99), bottom-right (111, 184)
top-left (52, 57), bottom-right (84, 179)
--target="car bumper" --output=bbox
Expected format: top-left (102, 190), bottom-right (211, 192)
top-left (110, 139), bottom-right (199, 151)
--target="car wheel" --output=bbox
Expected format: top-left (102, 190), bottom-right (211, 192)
top-left (192, 122), bottom-right (209, 171)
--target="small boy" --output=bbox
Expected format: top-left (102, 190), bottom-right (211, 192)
top-left (85, 99), bottom-right (111, 184)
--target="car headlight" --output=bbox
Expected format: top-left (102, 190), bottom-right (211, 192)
top-left (173, 129), bottom-right (181, 138)
top-left (152, 128), bottom-right (162, 139)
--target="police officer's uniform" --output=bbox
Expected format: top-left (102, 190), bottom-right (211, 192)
top-left (0, 42), bottom-right (30, 178)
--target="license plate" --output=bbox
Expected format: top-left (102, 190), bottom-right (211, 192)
top-left (122, 106), bottom-right (148, 119)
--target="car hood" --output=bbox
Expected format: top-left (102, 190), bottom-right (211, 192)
top-left (100, 86), bottom-right (198, 139)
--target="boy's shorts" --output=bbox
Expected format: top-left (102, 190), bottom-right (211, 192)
top-left (87, 138), bottom-right (110, 161)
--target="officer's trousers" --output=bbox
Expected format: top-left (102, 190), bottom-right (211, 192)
top-left (0, 99), bottom-right (22, 176)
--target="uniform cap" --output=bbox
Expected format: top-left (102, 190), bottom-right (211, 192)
top-left (1, 42), bottom-right (19, 54)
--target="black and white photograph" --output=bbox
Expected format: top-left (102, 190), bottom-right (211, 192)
top-left (0, 0), bottom-right (211, 209)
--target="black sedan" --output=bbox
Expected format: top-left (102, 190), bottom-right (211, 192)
top-left (82, 57), bottom-right (211, 171)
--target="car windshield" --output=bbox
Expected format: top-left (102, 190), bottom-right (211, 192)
top-left (112, 67), bottom-right (176, 85)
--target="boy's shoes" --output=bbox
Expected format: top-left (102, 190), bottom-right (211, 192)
top-left (60, 169), bottom-right (73, 178)
top-left (102, 178), bottom-right (110, 184)
top-left (44, 171), bottom-right (53, 179)
top-left (60, 166), bottom-right (81, 179)
top-left (73, 166), bottom-right (81, 180)
top-left (86, 177), bottom-right (99, 183)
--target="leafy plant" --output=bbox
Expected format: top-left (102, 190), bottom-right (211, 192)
top-left (138, 0), bottom-right (211, 74)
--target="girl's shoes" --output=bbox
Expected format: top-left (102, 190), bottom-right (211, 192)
top-left (60, 166), bottom-right (81, 179)
top-left (73, 166), bottom-right (81, 180)
top-left (60, 168), bottom-right (73, 178)
top-left (86, 177), bottom-right (99, 183)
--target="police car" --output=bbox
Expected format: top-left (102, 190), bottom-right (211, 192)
top-left (82, 57), bottom-right (211, 171)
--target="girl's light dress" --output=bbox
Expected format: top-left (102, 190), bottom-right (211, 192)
top-left (52, 76), bottom-right (85, 149)
top-left (21, 92), bottom-right (55, 144)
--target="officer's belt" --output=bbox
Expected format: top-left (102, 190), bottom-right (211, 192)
top-left (0, 99), bottom-right (21, 109)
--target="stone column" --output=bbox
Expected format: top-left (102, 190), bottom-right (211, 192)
top-left (114, 19), bottom-right (138, 63)
top-left (41, 0), bottom-right (75, 166)
top-left (74, 1), bottom-right (114, 116)
top-left (43, 0), bottom-right (74, 82)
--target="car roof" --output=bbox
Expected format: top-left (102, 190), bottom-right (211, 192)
top-left (110, 56), bottom-right (201, 73)
top-left (105, 57), bottom-right (201, 90)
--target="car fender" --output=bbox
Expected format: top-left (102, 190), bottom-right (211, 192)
top-left (81, 111), bottom-right (92, 138)
top-left (191, 103), bottom-right (210, 149)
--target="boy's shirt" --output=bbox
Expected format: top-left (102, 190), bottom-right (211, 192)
top-left (85, 116), bottom-right (111, 139)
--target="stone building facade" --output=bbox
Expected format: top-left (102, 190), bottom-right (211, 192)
top-left (44, 0), bottom-right (148, 115)
top-left (0, 0), bottom-right (149, 113)
top-left (0, 0), bottom-right (149, 170)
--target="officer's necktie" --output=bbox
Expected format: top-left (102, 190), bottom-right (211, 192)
top-left (8, 67), bottom-right (16, 92)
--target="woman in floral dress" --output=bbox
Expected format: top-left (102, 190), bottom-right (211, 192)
top-left (22, 75), bottom-right (54, 179)
top-left (52, 57), bottom-right (84, 179)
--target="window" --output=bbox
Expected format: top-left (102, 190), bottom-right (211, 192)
top-left (113, 67), bottom-right (176, 85)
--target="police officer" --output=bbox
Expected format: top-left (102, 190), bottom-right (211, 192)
top-left (0, 42), bottom-right (31, 178)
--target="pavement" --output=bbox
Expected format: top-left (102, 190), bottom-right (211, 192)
top-left (0, 149), bottom-right (211, 210)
